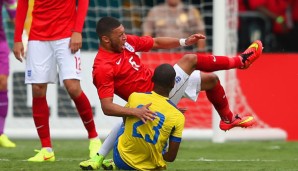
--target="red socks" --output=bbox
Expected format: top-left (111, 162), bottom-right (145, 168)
top-left (196, 54), bottom-right (242, 72)
top-left (205, 80), bottom-right (233, 123)
top-left (32, 92), bottom-right (97, 148)
top-left (33, 97), bottom-right (51, 147)
top-left (73, 92), bottom-right (98, 139)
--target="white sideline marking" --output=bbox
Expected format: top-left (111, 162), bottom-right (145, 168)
top-left (0, 159), bottom-right (9, 161)
top-left (0, 158), bottom-right (85, 162)
top-left (177, 158), bottom-right (279, 162)
top-left (2, 158), bottom-right (298, 162)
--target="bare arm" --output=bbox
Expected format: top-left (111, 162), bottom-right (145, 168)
top-left (69, 0), bottom-right (89, 53)
top-left (152, 33), bottom-right (206, 50)
top-left (163, 141), bottom-right (181, 162)
top-left (100, 97), bottom-right (156, 123)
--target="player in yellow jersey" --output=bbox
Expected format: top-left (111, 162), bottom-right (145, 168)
top-left (114, 63), bottom-right (185, 170)
top-left (80, 64), bottom-right (184, 170)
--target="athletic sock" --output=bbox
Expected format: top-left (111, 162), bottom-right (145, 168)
top-left (73, 92), bottom-right (98, 139)
top-left (0, 90), bottom-right (8, 135)
top-left (43, 147), bottom-right (53, 152)
top-left (33, 97), bottom-right (51, 147)
top-left (205, 80), bottom-right (233, 123)
top-left (196, 54), bottom-right (242, 72)
top-left (98, 121), bottom-right (122, 156)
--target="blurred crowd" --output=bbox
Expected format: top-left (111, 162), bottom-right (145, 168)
top-left (238, 0), bottom-right (298, 52)
top-left (142, 0), bottom-right (298, 52)
top-left (2, 0), bottom-right (298, 52)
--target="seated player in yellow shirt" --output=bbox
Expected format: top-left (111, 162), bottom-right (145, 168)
top-left (114, 63), bottom-right (185, 170)
top-left (81, 63), bottom-right (185, 170)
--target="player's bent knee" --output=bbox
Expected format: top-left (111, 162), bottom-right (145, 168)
top-left (200, 73), bottom-right (219, 90)
top-left (180, 54), bottom-right (197, 65)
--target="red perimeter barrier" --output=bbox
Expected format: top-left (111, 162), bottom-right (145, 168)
top-left (237, 53), bottom-right (298, 141)
top-left (142, 52), bottom-right (298, 141)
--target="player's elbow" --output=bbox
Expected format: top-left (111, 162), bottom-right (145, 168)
top-left (102, 109), bottom-right (113, 116)
top-left (101, 106), bottom-right (114, 116)
top-left (168, 157), bottom-right (176, 162)
top-left (163, 153), bottom-right (177, 162)
top-left (164, 156), bottom-right (176, 162)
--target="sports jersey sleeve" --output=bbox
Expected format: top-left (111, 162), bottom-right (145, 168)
top-left (73, 0), bottom-right (89, 33)
top-left (14, 0), bottom-right (28, 42)
top-left (93, 65), bottom-right (115, 99)
top-left (127, 35), bottom-right (154, 52)
top-left (169, 113), bottom-right (185, 143)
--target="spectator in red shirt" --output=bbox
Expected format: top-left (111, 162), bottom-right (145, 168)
top-left (238, 0), bottom-right (268, 51)
top-left (239, 0), bottom-right (291, 51)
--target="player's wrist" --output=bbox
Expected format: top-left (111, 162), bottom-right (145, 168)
top-left (179, 38), bottom-right (187, 46)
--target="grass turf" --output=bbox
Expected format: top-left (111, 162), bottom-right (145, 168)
top-left (0, 139), bottom-right (298, 171)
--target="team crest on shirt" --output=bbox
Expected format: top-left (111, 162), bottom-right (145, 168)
top-left (175, 76), bottom-right (181, 83)
top-left (124, 42), bottom-right (135, 52)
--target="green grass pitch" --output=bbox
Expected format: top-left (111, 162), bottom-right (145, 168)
top-left (1, 139), bottom-right (298, 170)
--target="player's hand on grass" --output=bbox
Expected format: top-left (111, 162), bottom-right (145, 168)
top-left (13, 42), bottom-right (25, 62)
top-left (69, 32), bottom-right (82, 54)
top-left (134, 103), bottom-right (156, 123)
top-left (185, 34), bottom-right (206, 46)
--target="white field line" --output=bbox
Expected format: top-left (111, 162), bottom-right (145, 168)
top-left (177, 158), bottom-right (298, 162)
top-left (0, 158), bottom-right (86, 162)
top-left (1, 158), bottom-right (298, 162)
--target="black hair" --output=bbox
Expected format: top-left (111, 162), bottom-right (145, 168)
top-left (96, 16), bottom-right (121, 38)
top-left (152, 64), bottom-right (176, 89)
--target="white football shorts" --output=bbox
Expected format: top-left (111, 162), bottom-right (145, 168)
top-left (170, 64), bottom-right (201, 105)
top-left (25, 38), bottom-right (82, 84)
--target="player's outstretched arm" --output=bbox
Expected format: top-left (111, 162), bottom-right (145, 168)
top-left (100, 97), bottom-right (156, 123)
top-left (152, 33), bottom-right (206, 50)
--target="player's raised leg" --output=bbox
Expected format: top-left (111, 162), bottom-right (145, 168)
top-left (176, 40), bottom-right (263, 75)
top-left (239, 40), bottom-right (263, 69)
top-left (201, 73), bottom-right (256, 131)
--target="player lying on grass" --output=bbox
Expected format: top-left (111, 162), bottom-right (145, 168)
top-left (79, 16), bottom-right (262, 170)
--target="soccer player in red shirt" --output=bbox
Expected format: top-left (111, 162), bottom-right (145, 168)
top-left (80, 16), bottom-right (262, 170)
top-left (12, 0), bottom-right (101, 162)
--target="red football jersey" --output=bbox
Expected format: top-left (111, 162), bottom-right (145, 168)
top-left (93, 35), bottom-right (155, 101)
top-left (14, 0), bottom-right (88, 42)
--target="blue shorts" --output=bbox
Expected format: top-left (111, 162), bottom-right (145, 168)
top-left (113, 124), bottom-right (135, 170)
top-left (0, 41), bottom-right (9, 75)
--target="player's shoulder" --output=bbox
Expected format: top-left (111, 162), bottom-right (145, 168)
top-left (127, 34), bottom-right (152, 42)
top-left (160, 99), bottom-right (183, 117)
top-left (130, 91), bottom-right (151, 98)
